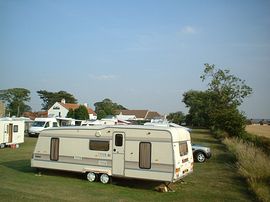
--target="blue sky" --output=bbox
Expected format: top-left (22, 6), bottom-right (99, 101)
top-left (1, 0), bottom-right (269, 118)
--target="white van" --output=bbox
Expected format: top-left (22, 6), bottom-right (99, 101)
top-left (28, 118), bottom-right (59, 137)
top-left (31, 125), bottom-right (193, 185)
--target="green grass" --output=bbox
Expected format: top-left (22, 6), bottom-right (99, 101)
top-left (0, 130), bottom-right (255, 201)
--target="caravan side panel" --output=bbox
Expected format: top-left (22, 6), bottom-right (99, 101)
top-left (0, 120), bottom-right (24, 146)
top-left (121, 128), bottom-right (175, 182)
top-left (124, 140), bottom-right (174, 181)
top-left (11, 121), bottom-right (24, 145)
top-left (31, 131), bottom-right (113, 175)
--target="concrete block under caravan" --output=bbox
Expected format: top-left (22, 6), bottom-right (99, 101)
top-left (31, 125), bottom-right (193, 184)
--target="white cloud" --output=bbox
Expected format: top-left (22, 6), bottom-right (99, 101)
top-left (89, 74), bottom-right (117, 81)
top-left (181, 26), bottom-right (196, 34)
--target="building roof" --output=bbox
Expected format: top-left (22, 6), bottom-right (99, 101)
top-left (117, 109), bottom-right (162, 120)
top-left (23, 111), bottom-right (48, 120)
top-left (146, 111), bottom-right (161, 119)
top-left (117, 110), bottom-right (148, 119)
top-left (59, 102), bottom-right (96, 116)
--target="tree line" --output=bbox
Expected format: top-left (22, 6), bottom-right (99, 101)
top-left (0, 89), bottom-right (127, 119)
top-left (0, 63), bottom-right (252, 137)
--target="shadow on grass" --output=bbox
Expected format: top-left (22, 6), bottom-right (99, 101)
top-left (38, 169), bottom-right (163, 191)
top-left (111, 177), bottom-right (163, 191)
top-left (214, 153), bottom-right (237, 165)
top-left (0, 160), bottom-right (82, 181)
top-left (0, 160), bottom-right (163, 191)
top-left (39, 169), bottom-right (85, 180)
top-left (0, 159), bottom-right (34, 173)
top-left (191, 129), bottom-right (210, 134)
top-left (191, 137), bottom-right (218, 145)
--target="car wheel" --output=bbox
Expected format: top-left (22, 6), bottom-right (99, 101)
top-left (196, 152), bottom-right (206, 163)
top-left (100, 173), bottom-right (110, 184)
top-left (86, 172), bottom-right (96, 182)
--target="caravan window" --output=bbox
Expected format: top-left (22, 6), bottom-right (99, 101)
top-left (139, 142), bottom-right (151, 169)
top-left (89, 140), bottom-right (109, 151)
top-left (50, 138), bottom-right (59, 161)
top-left (115, 134), bottom-right (123, 146)
top-left (53, 122), bottom-right (58, 127)
top-left (13, 125), bottom-right (18, 132)
top-left (179, 142), bottom-right (188, 156)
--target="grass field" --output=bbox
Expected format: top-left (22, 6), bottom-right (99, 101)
top-left (0, 130), bottom-right (255, 201)
top-left (246, 125), bottom-right (270, 138)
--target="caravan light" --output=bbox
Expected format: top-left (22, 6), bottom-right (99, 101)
top-left (175, 168), bottom-right (180, 174)
top-left (95, 131), bottom-right (101, 137)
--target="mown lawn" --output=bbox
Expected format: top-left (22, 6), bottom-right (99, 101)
top-left (0, 130), bottom-right (255, 201)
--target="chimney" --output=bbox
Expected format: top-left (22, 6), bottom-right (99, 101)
top-left (61, 98), bottom-right (66, 104)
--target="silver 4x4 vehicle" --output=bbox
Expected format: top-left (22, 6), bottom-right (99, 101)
top-left (192, 144), bottom-right (211, 163)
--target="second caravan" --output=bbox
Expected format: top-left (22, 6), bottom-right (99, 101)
top-left (31, 125), bottom-right (193, 184)
top-left (0, 118), bottom-right (25, 148)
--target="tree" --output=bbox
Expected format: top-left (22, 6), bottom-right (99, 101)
top-left (0, 88), bottom-right (31, 116)
top-left (182, 90), bottom-right (212, 127)
top-left (167, 111), bottom-right (185, 125)
top-left (66, 106), bottom-right (89, 120)
top-left (201, 63), bottom-right (252, 107)
top-left (37, 90), bottom-right (77, 110)
top-left (94, 98), bottom-right (127, 119)
top-left (201, 64), bottom-right (252, 136)
top-left (67, 108), bottom-right (75, 119)
top-left (183, 64), bottom-right (252, 137)
top-left (74, 105), bottom-right (89, 120)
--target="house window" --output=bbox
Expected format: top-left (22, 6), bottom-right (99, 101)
top-left (13, 125), bottom-right (18, 133)
top-left (179, 142), bottom-right (188, 156)
top-left (50, 138), bottom-right (59, 161)
top-left (89, 140), bottom-right (109, 151)
top-left (115, 134), bottom-right (123, 146)
top-left (139, 142), bottom-right (151, 169)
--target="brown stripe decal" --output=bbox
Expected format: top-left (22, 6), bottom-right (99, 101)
top-left (33, 153), bottom-right (112, 167)
top-left (125, 161), bottom-right (173, 173)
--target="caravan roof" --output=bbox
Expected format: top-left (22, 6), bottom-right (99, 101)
top-left (40, 124), bottom-right (191, 142)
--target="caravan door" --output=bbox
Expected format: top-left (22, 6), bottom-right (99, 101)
top-left (3, 123), bottom-right (12, 143)
top-left (8, 124), bottom-right (13, 143)
top-left (112, 132), bottom-right (125, 176)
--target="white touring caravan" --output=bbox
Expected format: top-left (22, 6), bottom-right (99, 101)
top-left (0, 118), bottom-right (25, 148)
top-left (28, 118), bottom-right (59, 137)
top-left (31, 125), bottom-right (193, 185)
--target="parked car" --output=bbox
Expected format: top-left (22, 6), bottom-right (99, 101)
top-left (192, 144), bottom-right (211, 163)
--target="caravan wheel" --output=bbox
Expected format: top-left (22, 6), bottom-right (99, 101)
top-left (0, 143), bottom-right (5, 149)
top-left (86, 172), bottom-right (96, 182)
top-left (100, 173), bottom-right (110, 184)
